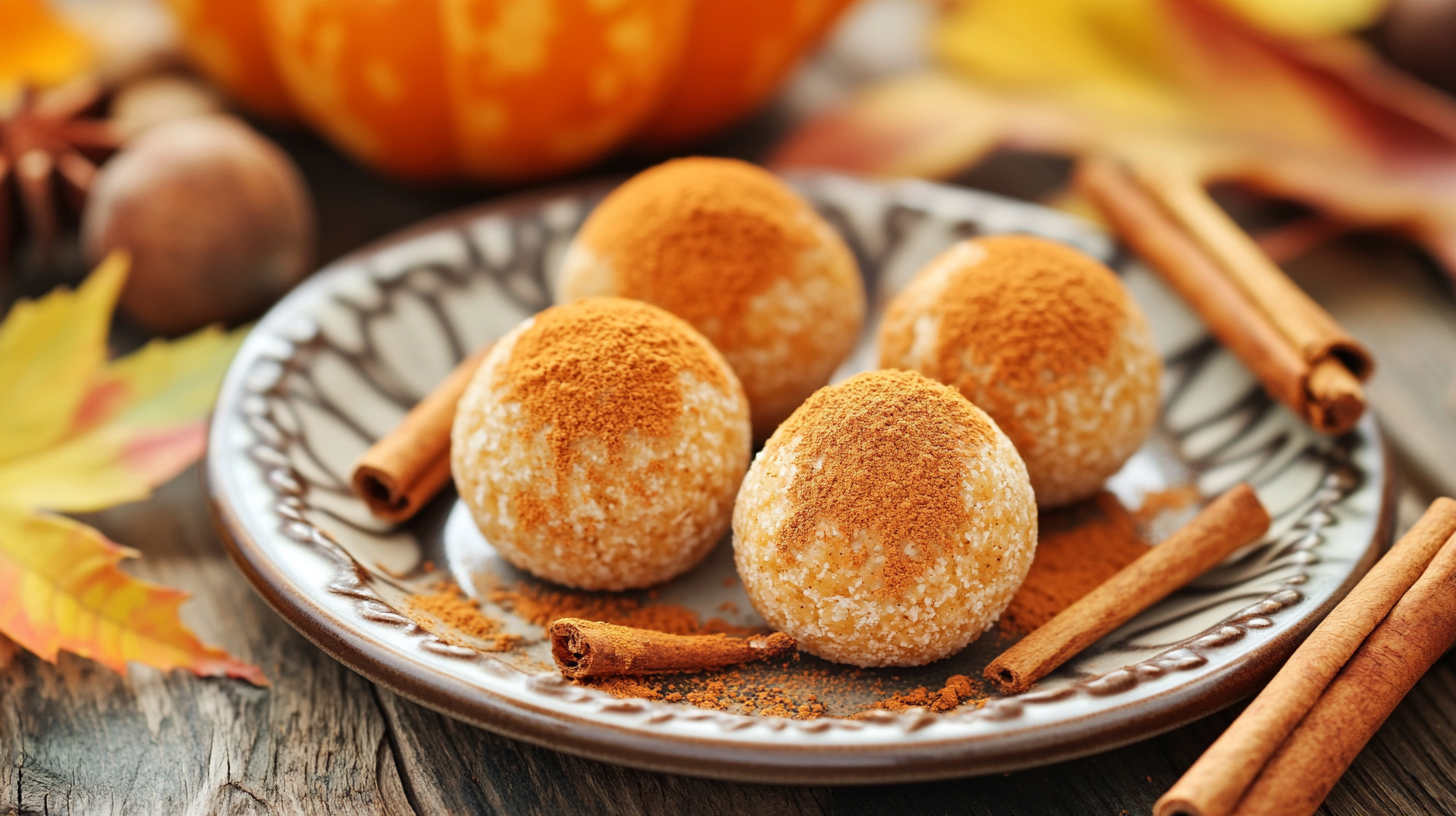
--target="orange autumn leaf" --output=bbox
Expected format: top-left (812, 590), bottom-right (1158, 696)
top-left (0, 509), bottom-right (266, 683)
top-left (0, 254), bottom-right (263, 684)
top-left (772, 0), bottom-right (1456, 280)
top-left (0, 632), bottom-right (18, 671)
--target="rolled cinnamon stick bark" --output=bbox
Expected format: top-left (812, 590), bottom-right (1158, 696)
top-left (985, 484), bottom-right (1269, 694)
top-left (1077, 158), bottom-right (1369, 435)
top-left (1155, 497), bottom-right (1456, 816)
top-left (1136, 164), bottom-right (1373, 381)
top-left (1078, 159), bottom-right (1310, 419)
top-left (351, 344), bottom-right (492, 523)
top-left (551, 619), bottom-right (796, 679)
top-left (1227, 526), bottom-right (1456, 816)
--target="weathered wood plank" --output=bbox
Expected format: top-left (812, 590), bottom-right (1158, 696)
top-left (0, 472), bottom-right (413, 816)
top-left (374, 687), bottom-right (829, 816)
top-left (4, 469), bottom-right (1455, 816)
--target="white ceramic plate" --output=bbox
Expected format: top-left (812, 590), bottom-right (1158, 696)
top-left (207, 174), bottom-right (1390, 783)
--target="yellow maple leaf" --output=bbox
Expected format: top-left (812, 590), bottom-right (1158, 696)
top-left (773, 0), bottom-right (1456, 277)
top-left (0, 0), bottom-right (93, 104)
top-left (0, 253), bottom-right (265, 684)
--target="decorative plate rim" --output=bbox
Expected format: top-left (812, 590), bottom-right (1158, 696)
top-left (206, 173), bottom-right (1393, 783)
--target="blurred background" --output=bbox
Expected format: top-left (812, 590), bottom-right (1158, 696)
top-left (4, 0), bottom-right (1456, 495)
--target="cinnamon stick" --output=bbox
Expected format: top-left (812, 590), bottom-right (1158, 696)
top-left (550, 618), bottom-right (797, 679)
top-left (1155, 497), bottom-right (1456, 816)
top-left (985, 484), bottom-right (1269, 694)
top-left (1076, 158), bottom-right (1370, 435)
top-left (1136, 164), bottom-right (1373, 380)
top-left (1228, 526), bottom-right (1456, 816)
top-left (351, 344), bottom-right (492, 523)
top-left (1078, 159), bottom-right (1309, 418)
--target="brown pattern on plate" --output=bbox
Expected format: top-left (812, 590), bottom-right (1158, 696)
top-left (207, 174), bottom-right (1391, 783)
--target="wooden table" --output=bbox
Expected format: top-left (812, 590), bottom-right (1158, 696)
top-left (7, 476), bottom-right (1455, 815)
top-left (7, 4), bottom-right (1456, 811)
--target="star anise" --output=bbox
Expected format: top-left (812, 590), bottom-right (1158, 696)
top-left (1, 80), bottom-right (121, 273)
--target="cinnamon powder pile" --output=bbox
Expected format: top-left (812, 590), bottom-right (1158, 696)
top-left (405, 584), bottom-right (521, 652)
top-left (399, 487), bottom-right (1196, 717)
top-left (862, 674), bottom-right (987, 714)
top-left (585, 663), bottom-right (989, 719)
top-left (575, 157), bottom-right (814, 352)
top-left (774, 370), bottom-right (995, 597)
top-left (501, 297), bottom-right (725, 531)
top-left (584, 666), bottom-right (829, 719)
top-left (1001, 491), bottom-right (1153, 633)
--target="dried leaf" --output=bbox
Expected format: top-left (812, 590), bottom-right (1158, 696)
top-left (0, 508), bottom-right (267, 684)
top-left (0, 255), bottom-right (262, 683)
top-left (1214, 0), bottom-right (1387, 38)
top-left (0, 325), bottom-right (244, 512)
top-left (773, 72), bottom-right (1081, 179)
top-left (0, 252), bottom-right (124, 466)
top-left (773, 0), bottom-right (1456, 278)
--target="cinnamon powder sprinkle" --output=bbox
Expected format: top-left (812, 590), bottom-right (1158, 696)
top-left (405, 584), bottom-right (521, 652)
top-left (775, 370), bottom-right (994, 597)
top-left (936, 235), bottom-right (1124, 393)
top-left (893, 235), bottom-right (1128, 441)
top-left (488, 581), bottom-right (759, 638)
top-left (1001, 492), bottom-right (1150, 633)
top-left (500, 297), bottom-right (727, 528)
top-left (861, 674), bottom-right (987, 714)
top-left (575, 157), bottom-right (815, 352)
top-left (1133, 484), bottom-right (1202, 526)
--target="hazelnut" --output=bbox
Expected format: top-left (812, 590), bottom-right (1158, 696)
top-left (82, 115), bottom-right (314, 335)
top-left (109, 73), bottom-right (226, 139)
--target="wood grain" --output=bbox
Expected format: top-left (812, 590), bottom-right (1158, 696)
top-left (1287, 237), bottom-right (1456, 497)
top-left (2, 469), bottom-right (1453, 815)
top-left (4, 3), bottom-right (1456, 806)
top-left (0, 475), bottom-right (413, 816)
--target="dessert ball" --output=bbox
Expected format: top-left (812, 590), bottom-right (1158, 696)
top-left (733, 370), bottom-right (1037, 667)
top-left (557, 157), bottom-right (865, 438)
top-left (452, 298), bottom-right (751, 591)
top-left (879, 235), bottom-right (1161, 508)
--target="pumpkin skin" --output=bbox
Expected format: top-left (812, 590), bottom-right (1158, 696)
top-left (167, 0), bottom-right (293, 120)
top-left (168, 0), bottom-right (855, 181)
top-left (635, 0), bottom-right (859, 148)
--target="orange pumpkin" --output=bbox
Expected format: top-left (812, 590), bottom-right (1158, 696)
top-left (166, 0), bottom-right (855, 182)
top-left (166, 0), bottom-right (293, 120)
top-left (637, 0), bottom-right (858, 148)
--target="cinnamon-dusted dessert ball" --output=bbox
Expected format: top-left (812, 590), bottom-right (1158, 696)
top-left (733, 370), bottom-right (1037, 667)
top-left (557, 157), bottom-right (865, 438)
top-left (452, 298), bottom-right (751, 591)
top-left (879, 235), bottom-right (1161, 508)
